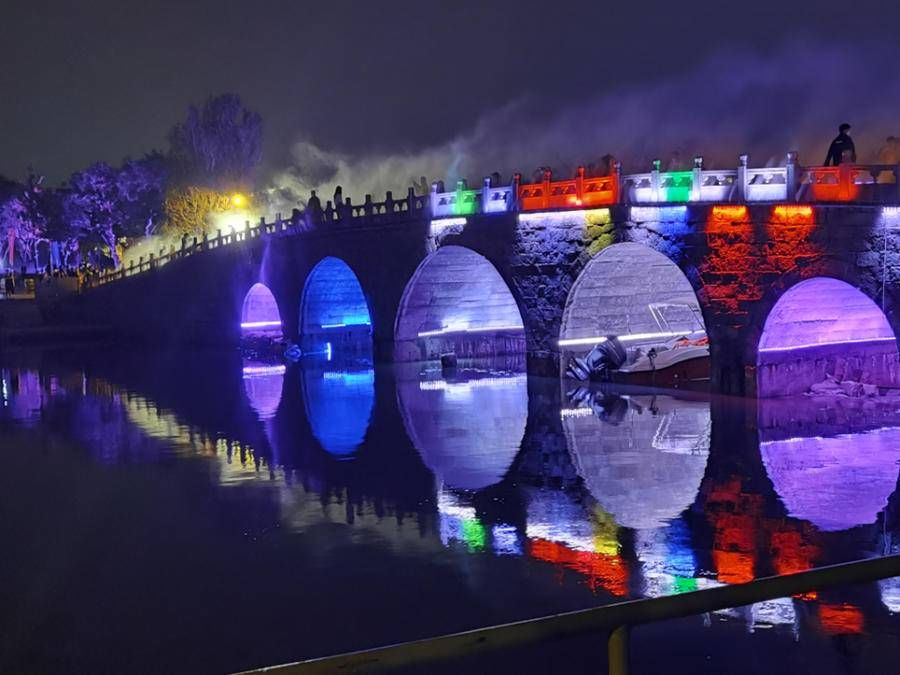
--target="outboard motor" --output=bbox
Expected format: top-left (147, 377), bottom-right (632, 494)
top-left (565, 336), bottom-right (627, 381)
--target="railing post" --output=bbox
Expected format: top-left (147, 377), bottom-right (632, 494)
top-left (691, 156), bottom-right (703, 201)
top-left (512, 173), bottom-right (521, 211)
top-left (737, 154), bottom-right (749, 202)
top-left (482, 176), bottom-right (492, 212)
top-left (839, 161), bottom-right (852, 201)
top-left (407, 186), bottom-right (416, 214)
top-left (607, 625), bottom-right (630, 675)
top-left (430, 181), bottom-right (439, 216)
top-left (541, 169), bottom-right (551, 209)
top-left (786, 151), bottom-right (799, 202)
top-left (613, 161), bottom-right (622, 204)
top-left (651, 159), bottom-right (661, 203)
top-left (576, 165), bottom-right (585, 204)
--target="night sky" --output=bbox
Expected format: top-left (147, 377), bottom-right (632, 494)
top-left (2, 0), bottom-right (899, 192)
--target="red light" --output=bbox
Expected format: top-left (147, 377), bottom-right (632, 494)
top-left (818, 603), bottom-right (864, 635)
top-left (711, 205), bottom-right (748, 220)
top-left (529, 538), bottom-right (628, 596)
top-left (773, 205), bottom-right (813, 220)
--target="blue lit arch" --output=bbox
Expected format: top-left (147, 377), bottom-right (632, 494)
top-left (299, 257), bottom-right (372, 351)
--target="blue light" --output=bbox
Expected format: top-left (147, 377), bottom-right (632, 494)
top-left (301, 257), bottom-right (372, 337)
top-left (301, 367), bottom-right (375, 458)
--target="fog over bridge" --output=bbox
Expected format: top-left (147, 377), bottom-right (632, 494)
top-left (60, 151), bottom-right (900, 397)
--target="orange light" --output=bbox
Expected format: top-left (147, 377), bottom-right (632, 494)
top-left (711, 205), bottom-right (748, 220)
top-left (529, 538), bottom-right (628, 596)
top-left (818, 603), bottom-right (864, 635)
top-left (773, 205), bottom-right (813, 219)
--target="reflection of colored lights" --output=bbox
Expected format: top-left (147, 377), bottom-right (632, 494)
top-left (492, 524), bottom-right (522, 556)
top-left (418, 376), bottom-right (526, 393)
top-left (529, 538), bottom-right (628, 596)
top-left (322, 370), bottom-right (375, 385)
top-left (241, 364), bottom-right (286, 377)
top-left (417, 324), bottom-right (523, 338)
top-left (240, 320), bottom-right (282, 329)
top-left (320, 316), bottom-right (371, 329)
top-left (462, 519), bottom-right (487, 551)
top-left (758, 335), bottom-right (896, 353)
top-left (558, 329), bottom-right (705, 348)
top-left (559, 407), bottom-right (593, 419)
top-left (818, 603), bottom-right (864, 635)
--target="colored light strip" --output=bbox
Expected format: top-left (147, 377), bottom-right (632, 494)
top-left (558, 329), bottom-right (706, 348)
top-left (322, 370), bottom-right (375, 384)
top-left (242, 364), bottom-right (287, 377)
top-left (630, 206), bottom-right (688, 221)
top-left (240, 320), bottom-right (282, 329)
top-left (418, 375), bottom-right (526, 392)
top-left (518, 208), bottom-right (610, 224)
top-left (758, 336), bottom-right (897, 353)
top-left (417, 324), bottom-right (524, 338)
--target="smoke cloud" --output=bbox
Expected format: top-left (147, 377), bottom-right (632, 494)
top-left (266, 41), bottom-right (900, 208)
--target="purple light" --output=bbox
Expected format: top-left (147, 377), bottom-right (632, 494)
top-left (758, 336), bottom-right (897, 353)
top-left (241, 283), bottom-right (283, 337)
top-left (241, 364), bottom-right (287, 377)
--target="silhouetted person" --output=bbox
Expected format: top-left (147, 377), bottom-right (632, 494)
top-left (4, 273), bottom-right (14, 296)
top-left (490, 171), bottom-right (501, 187)
top-left (824, 123), bottom-right (856, 166)
top-left (878, 136), bottom-right (899, 164)
top-left (333, 185), bottom-right (343, 208)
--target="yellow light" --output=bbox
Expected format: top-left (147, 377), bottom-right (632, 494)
top-left (231, 193), bottom-right (247, 208)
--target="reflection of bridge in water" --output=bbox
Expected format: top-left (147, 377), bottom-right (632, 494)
top-left (5, 351), bottom-right (900, 641)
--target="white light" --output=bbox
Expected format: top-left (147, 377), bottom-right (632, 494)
top-left (430, 217), bottom-right (466, 234)
top-left (320, 322), bottom-right (346, 328)
top-left (558, 330), bottom-right (706, 348)
top-left (630, 206), bottom-right (688, 221)
top-left (242, 364), bottom-right (286, 377)
top-left (418, 375), bottom-right (526, 392)
top-left (560, 407), bottom-right (594, 419)
top-left (518, 208), bottom-right (610, 225)
top-left (417, 324), bottom-right (523, 338)
top-left (240, 320), bottom-right (282, 329)
top-left (758, 336), bottom-right (897, 353)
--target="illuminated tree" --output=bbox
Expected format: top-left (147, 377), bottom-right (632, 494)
top-left (162, 186), bottom-right (231, 237)
top-left (64, 163), bottom-right (126, 268)
top-left (167, 93), bottom-right (262, 190)
top-left (0, 173), bottom-right (51, 269)
top-left (117, 153), bottom-right (170, 237)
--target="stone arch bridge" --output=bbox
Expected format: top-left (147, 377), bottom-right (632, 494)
top-left (61, 155), bottom-right (900, 396)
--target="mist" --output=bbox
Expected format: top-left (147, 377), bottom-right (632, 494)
top-left (265, 40), bottom-right (900, 208)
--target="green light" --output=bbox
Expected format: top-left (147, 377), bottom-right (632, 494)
top-left (453, 189), bottom-right (479, 216)
top-left (462, 519), bottom-right (486, 551)
top-left (661, 171), bottom-right (692, 203)
top-left (673, 576), bottom-right (698, 594)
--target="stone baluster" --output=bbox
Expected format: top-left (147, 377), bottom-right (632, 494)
top-left (542, 169), bottom-right (552, 209)
top-left (407, 186), bottom-right (416, 213)
top-left (512, 173), bottom-right (521, 211)
top-left (737, 154), bottom-right (749, 202)
top-left (786, 151), bottom-right (799, 202)
top-left (613, 161), bottom-right (622, 204)
top-left (651, 159), bottom-right (661, 203)
top-left (385, 190), bottom-right (394, 213)
top-left (576, 166), bottom-right (585, 204)
top-left (691, 156), bottom-right (703, 202)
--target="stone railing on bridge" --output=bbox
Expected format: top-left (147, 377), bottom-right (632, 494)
top-left (85, 151), bottom-right (900, 289)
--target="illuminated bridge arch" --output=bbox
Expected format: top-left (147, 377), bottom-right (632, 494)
top-left (299, 257), bottom-right (373, 357)
top-left (394, 245), bottom-right (525, 362)
top-left (756, 277), bottom-right (897, 397)
top-left (559, 243), bottom-right (707, 375)
top-left (240, 282), bottom-right (283, 339)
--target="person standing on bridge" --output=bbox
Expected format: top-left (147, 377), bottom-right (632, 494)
top-left (824, 123), bottom-right (856, 166)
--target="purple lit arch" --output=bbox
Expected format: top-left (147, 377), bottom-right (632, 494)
top-left (757, 277), bottom-right (897, 397)
top-left (240, 283), bottom-right (283, 339)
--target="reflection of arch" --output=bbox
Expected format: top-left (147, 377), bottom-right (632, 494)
top-left (299, 257), bottom-right (372, 353)
top-left (560, 243), bottom-right (706, 346)
top-left (761, 427), bottom-right (900, 531)
top-left (241, 361), bottom-right (285, 420)
top-left (564, 395), bottom-right (710, 530)
top-left (396, 369), bottom-right (527, 490)
top-left (300, 365), bottom-right (374, 458)
top-left (241, 283), bottom-right (283, 338)
top-left (757, 277), bottom-right (897, 397)
top-left (394, 246), bottom-right (525, 361)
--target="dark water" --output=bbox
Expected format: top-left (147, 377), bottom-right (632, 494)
top-left (2, 347), bottom-right (900, 674)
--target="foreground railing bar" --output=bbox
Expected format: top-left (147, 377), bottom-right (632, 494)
top-left (233, 555), bottom-right (900, 675)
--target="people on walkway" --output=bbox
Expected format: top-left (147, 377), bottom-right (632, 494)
top-left (824, 123), bottom-right (856, 166)
top-left (877, 136), bottom-right (899, 164)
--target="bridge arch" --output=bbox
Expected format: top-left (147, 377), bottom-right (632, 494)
top-left (240, 282), bottom-right (283, 340)
top-left (394, 245), bottom-right (526, 362)
top-left (559, 243), bottom-right (708, 381)
top-left (299, 256), bottom-right (373, 358)
top-left (755, 276), bottom-right (898, 397)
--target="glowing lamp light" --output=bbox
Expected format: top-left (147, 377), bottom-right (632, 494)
top-left (230, 193), bottom-right (247, 208)
top-left (417, 324), bottom-right (523, 338)
top-left (773, 205), bottom-right (813, 219)
top-left (430, 217), bottom-right (466, 235)
top-left (558, 329), bottom-right (705, 348)
top-left (240, 320), bottom-right (282, 329)
top-left (711, 205), bottom-right (748, 220)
